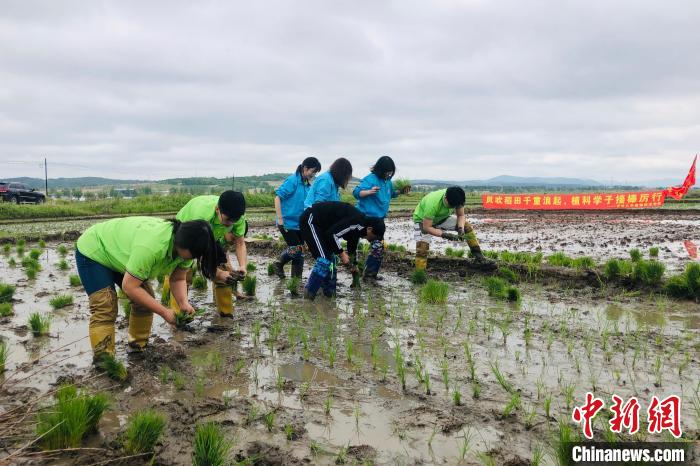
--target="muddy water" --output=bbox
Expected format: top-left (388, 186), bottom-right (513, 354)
top-left (1, 244), bottom-right (699, 464)
top-left (253, 211), bottom-right (700, 272)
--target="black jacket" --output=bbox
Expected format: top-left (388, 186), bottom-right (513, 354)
top-left (305, 202), bottom-right (367, 256)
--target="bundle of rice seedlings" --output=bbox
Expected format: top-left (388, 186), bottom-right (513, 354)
top-left (123, 409), bottom-right (167, 454)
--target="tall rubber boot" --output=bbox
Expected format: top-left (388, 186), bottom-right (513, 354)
top-left (161, 276), bottom-right (171, 306)
top-left (304, 257), bottom-right (331, 300)
top-left (290, 247), bottom-right (304, 278)
top-left (415, 240), bottom-right (429, 271)
top-left (321, 256), bottom-right (338, 297)
top-left (166, 268), bottom-right (193, 312)
top-left (363, 240), bottom-right (384, 280)
top-left (274, 250), bottom-right (292, 278)
top-left (127, 282), bottom-right (155, 351)
top-left (88, 287), bottom-right (118, 359)
top-left (214, 284), bottom-right (234, 317)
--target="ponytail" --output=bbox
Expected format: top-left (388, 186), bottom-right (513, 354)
top-left (171, 219), bottom-right (219, 280)
top-left (296, 156), bottom-right (321, 175)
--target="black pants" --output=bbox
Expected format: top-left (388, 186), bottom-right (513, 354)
top-left (278, 225), bottom-right (303, 247)
top-left (300, 209), bottom-right (334, 259)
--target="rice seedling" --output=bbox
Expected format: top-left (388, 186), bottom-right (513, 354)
top-left (649, 246), bottom-right (659, 258)
top-left (489, 361), bottom-right (514, 394)
top-left (160, 280), bottom-right (170, 305)
top-left (192, 274), bottom-right (207, 289)
top-left (69, 274), bottom-right (82, 286)
top-left (471, 379), bottom-right (481, 399)
top-left (29, 248), bottom-right (41, 260)
top-left (0, 283), bottom-right (16, 303)
top-left (335, 444), bottom-right (348, 464)
top-left (96, 353), bottom-right (128, 381)
top-left (25, 267), bottom-right (37, 280)
top-left (57, 244), bottom-right (69, 256)
top-left (478, 452), bottom-right (496, 466)
top-left (242, 275), bottom-right (257, 296)
top-left (39, 239), bottom-right (46, 248)
top-left (484, 276), bottom-right (507, 299)
top-left (55, 258), bottom-right (70, 271)
top-left (629, 248), bottom-right (642, 262)
top-left (16, 245), bottom-right (24, 256)
top-left (423, 369), bottom-right (431, 395)
top-left (263, 411), bottom-right (275, 432)
top-left (232, 359), bottom-right (246, 376)
top-left (328, 342), bottom-right (337, 368)
top-left (251, 320), bottom-right (261, 346)
top-left (28, 312), bottom-right (51, 336)
top-left (457, 426), bottom-right (474, 462)
top-left (572, 256), bottom-right (596, 269)
top-left (159, 366), bottom-right (171, 384)
top-left (604, 258), bottom-right (634, 281)
top-left (0, 340), bottom-right (9, 373)
top-left (246, 405), bottom-right (260, 425)
top-left (2, 244), bottom-right (10, 254)
top-left (544, 394), bottom-right (552, 419)
top-left (123, 409), bottom-right (167, 454)
top-left (49, 294), bottom-right (74, 309)
top-left (409, 268), bottom-right (428, 285)
top-left (503, 392), bottom-right (521, 417)
top-left (195, 374), bottom-right (205, 396)
top-left (633, 259), bottom-right (665, 285)
top-left (8, 258), bottom-right (16, 268)
top-left (506, 286), bottom-right (521, 302)
top-left (440, 359), bottom-right (450, 391)
top-left (547, 252), bottom-right (573, 267)
top-left (562, 383), bottom-right (575, 410)
top-left (17, 239), bottom-right (25, 247)
top-left (286, 276), bottom-right (301, 296)
top-left (299, 381), bottom-right (310, 400)
top-left (353, 402), bottom-right (361, 430)
top-left (420, 279), bottom-right (449, 304)
top-left (192, 422), bottom-right (230, 466)
top-left (553, 420), bottom-right (581, 466)
top-left (267, 263), bottom-right (276, 276)
top-left (393, 178), bottom-right (412, 192)
top-left (172, 372), bottom-right (185, 390)
top-left (324, 392), bottom-right (333, 416)
top-left (345, 339), bottom-right (354, 364)
top-left (36, 385), bottom-right (110, 450)
top-left (0, 302), bottom-right (12, 317)
top-left (246, 262), bottom-right (257, 272)
top-left (531, 443), bottom-right (545, 466)
top-left (284, 423), bottom-right (295, 440)
top-left (452, 388), bottom-right (462, 406)
top-left (653, 355), bottom-right (663, 387)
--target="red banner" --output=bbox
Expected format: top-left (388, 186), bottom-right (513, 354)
top-left (483, 156), bottom-right (696, 210)
top-left (482, 191), bottom-right (666, 210)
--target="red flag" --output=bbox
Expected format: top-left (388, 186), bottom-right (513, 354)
top-left (665, 155), bottom-right (696, 200)
top-left (684, 240), bottom-right (698, 259)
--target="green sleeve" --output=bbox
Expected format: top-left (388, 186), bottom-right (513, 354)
top-left (231, 216), bottom-right (247, 237)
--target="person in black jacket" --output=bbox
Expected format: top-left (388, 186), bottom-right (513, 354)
top-left (300, 202), bottom-right (385, 299)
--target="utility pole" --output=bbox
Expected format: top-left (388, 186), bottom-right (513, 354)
top-left (231, 173), bottom-right (235, 190)
top-left (44, 158), bottom-right (48, 196)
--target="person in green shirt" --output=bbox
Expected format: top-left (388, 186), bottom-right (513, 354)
top-left (412, 186), bottom-right (494, 270)
top-left (75, 217), bottom-right (220, 361)
top-left (175, 191), bottom-right (248, 314)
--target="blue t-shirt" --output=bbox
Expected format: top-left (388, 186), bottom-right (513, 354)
top-left (304, 171), bottom-right (340, 209)
top-left (353, 173), bottom-right (397, 218)
top-left (275, 173), bottom-right (310, 231)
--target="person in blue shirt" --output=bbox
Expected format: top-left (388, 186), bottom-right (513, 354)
top-left (273, 157), bottom-right (322, 279)
top-left (303, 157), bottom-right (353, 209)
top-left (353, 156), bottom-right (410, 281)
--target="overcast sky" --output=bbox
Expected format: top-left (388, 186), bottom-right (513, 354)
top-left (1, 0), bottom-right (699, 183)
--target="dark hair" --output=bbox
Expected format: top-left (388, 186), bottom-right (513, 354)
top-left (371, 156), bottom-right (396, 180)
top-left (445, 186), bottom-right (466, 208)
top-left (364, 217), bottom-right (386, 240)
top-left (296, 157), bottom-right (321, 175)
top-left (329, 158), bottom-right (353, 189)
top-left (172, 220), bottom-right (219, 280)
top-left (218, 190), bottom-right (246, 221)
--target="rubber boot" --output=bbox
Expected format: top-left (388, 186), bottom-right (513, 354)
top-left (321, 256), bottom-right (338, 297)
top-left (160, 276), bottom-right (171, 306)
top-left (304, 257), bottom-right (331, 300)
top-left (214, 284), bottom-right (234, 317)
top-left (363, 240), bottom-right (384, 281)
top-left (88, 287), bottom-right (118, 359)
top-left (274, 250), bottom-right (292, 278)
top-left (290, 250), bottom-right (304, 278)
top-left (415, 240), bottom-right (429, 271)
top-left (127, 282), bottom-right (155, 351)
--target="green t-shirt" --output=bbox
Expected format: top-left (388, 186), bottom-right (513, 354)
top-left (176, 195), bottom-right (246, 245)
top-left (77, 217), bottom-right (193, 281)
top-left (412, 189), bottom-right (452, 224)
